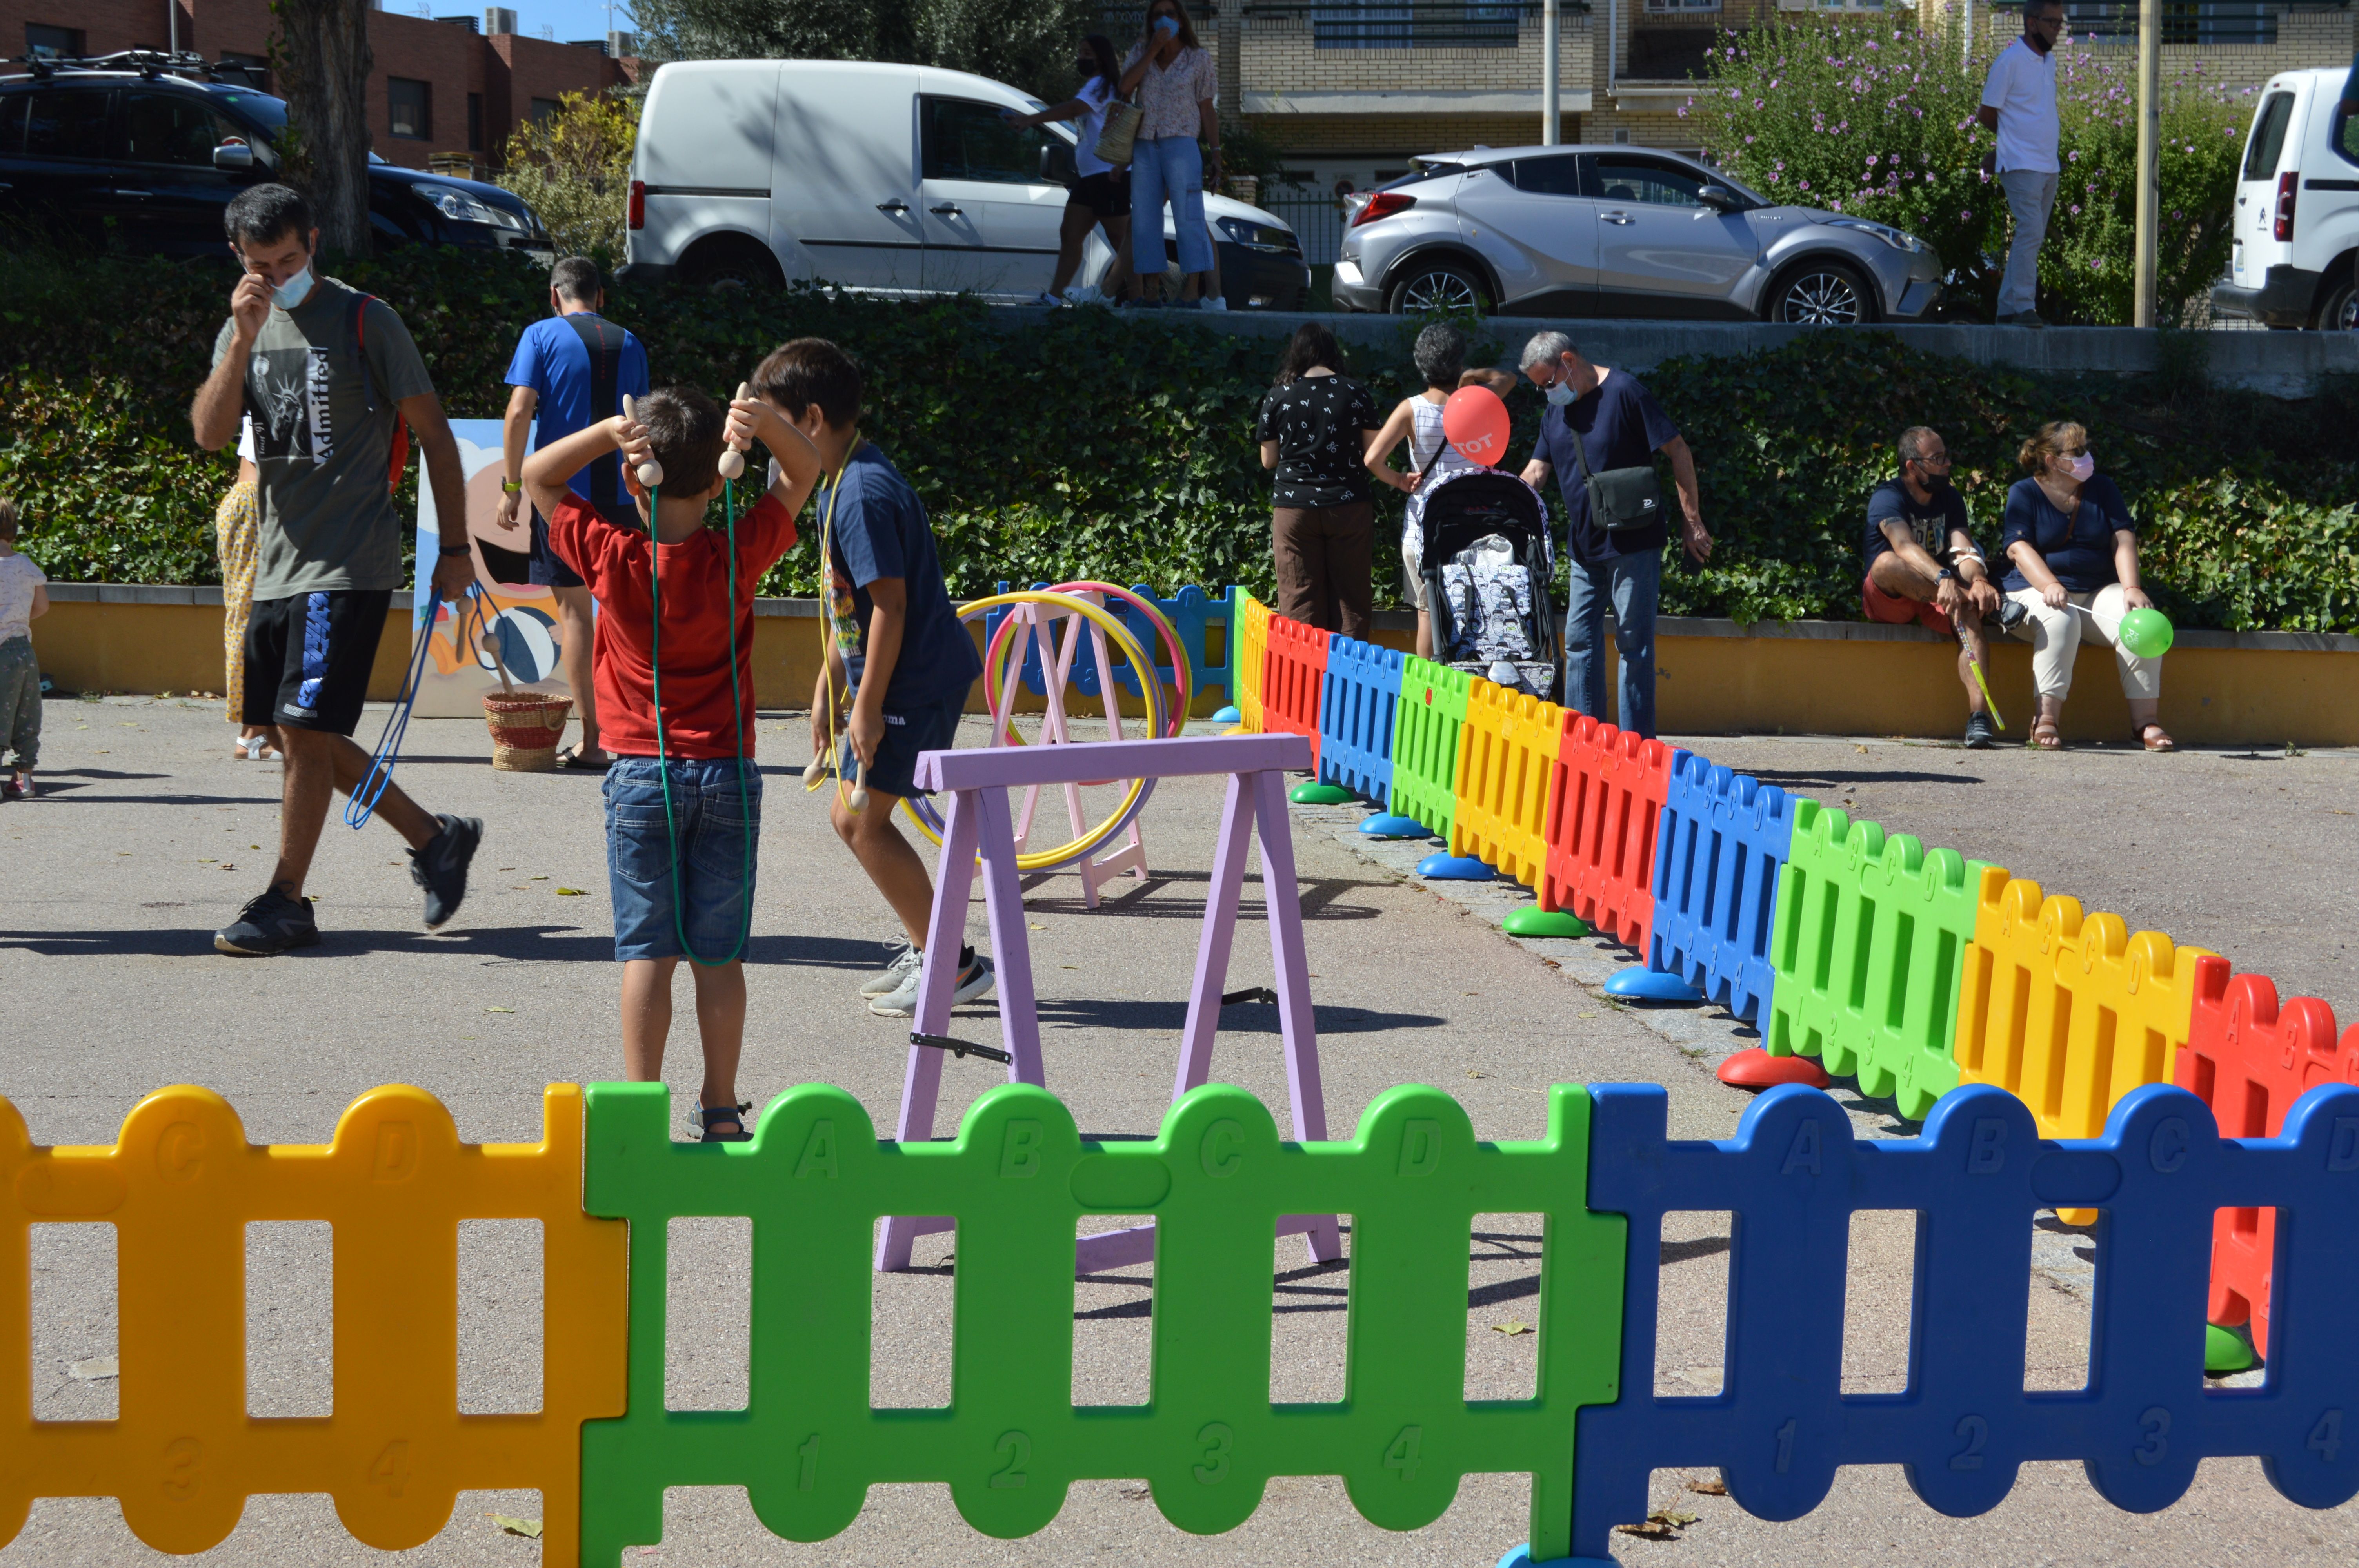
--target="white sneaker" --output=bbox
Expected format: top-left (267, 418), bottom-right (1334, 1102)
top-left (858, 939), bottom-right (921, 997)
top-left (1030, 291), bottom-right (1063, 307)
top-left (868, 954), bottom-right (995, 1018)
top-left (1063, 283), bottom-right (1105, 307)
top-left (1199, 295), bottom-right (1228, 311)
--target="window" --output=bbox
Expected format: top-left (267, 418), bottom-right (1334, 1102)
top-left (2243, 91), bottom-right (2293, 181)
top-left (2062, 1), bottom-right (2272, 44)
top-left (1314, 0), bottom-right (1518, 49)
top-left (1505, 154), bottom-right (1583, 196)
top-left (1593, 153), bottom-right (1706, 206)
top-left (2337, 102), bottom-right (2359, 172)
top-left (1644, 0), bottom-right (1722, 13)
top-left (215, 53), bottom-right (268, 88)
top-left (22, 87), bottom-right (110, 159)
top-left (528, 96), bottom-right (562, 123)
top-left (388, 76), bottom-right (431, 140)
top-left (24, 22), bottom-right (82, 58)
top-left (467, 91), bottom-right (483, 150)
top-left (0, 96), bottom-right (24, 154)
top-left (920, 96), bottom-right (1056, 186)
top-left (117, 91), bottom-right (239, 166)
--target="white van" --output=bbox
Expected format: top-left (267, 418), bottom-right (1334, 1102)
top-left (620, 58), bottom-right (1310, 309)
top-left (2212, 66), bottom-right (2359, 330)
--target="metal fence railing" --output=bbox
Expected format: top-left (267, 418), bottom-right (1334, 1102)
top-left (2061, 0), bottom-right (2277, 44)
top-left (1259, 188), bottom-right (1349, 267)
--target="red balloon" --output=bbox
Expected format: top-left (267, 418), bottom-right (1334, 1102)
top-left (1441, 386), bottom-right (1511, 468)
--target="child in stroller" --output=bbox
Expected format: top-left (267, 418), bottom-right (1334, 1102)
top-left (1416, 467), bottom-right (1561, 700)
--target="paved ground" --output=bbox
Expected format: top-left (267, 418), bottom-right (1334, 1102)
top-left (2, 697), bottom-right (2355, 1566)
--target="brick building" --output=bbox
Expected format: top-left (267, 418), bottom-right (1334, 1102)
top-left (3, 0), bottom-right (637, 171)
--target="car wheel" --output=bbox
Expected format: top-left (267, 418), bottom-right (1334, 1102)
top-left (1768, 260), bottom-right (1878, 325)
top-left (680, 236), bottom-right (782, 291)
top-left (1387, 259), bottom-right (1490, 316)
top-left (2313, 274), bottom-right (2358, 332)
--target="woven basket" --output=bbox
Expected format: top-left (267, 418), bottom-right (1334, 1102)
top-left (482, 692), bottom-right (573, 772)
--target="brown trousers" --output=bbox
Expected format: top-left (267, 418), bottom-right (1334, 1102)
top-left (1271, 499), bottom-right (1375, 642)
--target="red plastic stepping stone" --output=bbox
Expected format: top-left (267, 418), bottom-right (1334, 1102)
top-left (1716, 1047), bottom-right (1832, 1090)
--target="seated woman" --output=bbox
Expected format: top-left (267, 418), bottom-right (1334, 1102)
top-left (1999, 421), bottom-right (2173, 752)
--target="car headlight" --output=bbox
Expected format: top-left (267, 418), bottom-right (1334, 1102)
top-left (1216, 216), bottom-right (1301, 257)
top-left (413, 182), bottom-right (524, 230)
top-left (1827, 217), bottom-right (1927, 254)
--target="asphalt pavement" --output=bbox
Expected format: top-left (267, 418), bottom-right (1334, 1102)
top-left (2, 697), bottom-right (2354, 1567)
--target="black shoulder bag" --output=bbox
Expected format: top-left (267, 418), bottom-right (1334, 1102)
top-left (1562, 408), bottom-right (1665, 533)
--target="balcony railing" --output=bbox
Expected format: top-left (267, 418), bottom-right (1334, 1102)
top-left (1249, 0), bottom-right (1567, 47)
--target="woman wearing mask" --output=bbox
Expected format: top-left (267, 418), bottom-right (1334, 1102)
top-left (1002, 35), bottom-right (1134, 307)
top-left (1999, 420), bottom-right (2174, 751)
top-left (1120, 0), bottom-right (1221, 308)
top-left (1257, 323), bottom-right (1384, 639)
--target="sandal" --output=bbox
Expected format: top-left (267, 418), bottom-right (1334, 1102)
top-left (695, 1101), bottom-right (754, 1143)
top-left (556, 744), bottom-right (611, 772)
top-left (234, 735), bottom-right (281, 761)
top-left (2028, 718), bottom-right (2064, 751)
top-left (2133, 722), bottom-right (2177, 753)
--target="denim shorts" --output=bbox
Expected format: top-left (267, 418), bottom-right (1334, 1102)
top-left (603, 757), bottom-right (762, 962)
top-left (838, 694), bottom-right (964, 802)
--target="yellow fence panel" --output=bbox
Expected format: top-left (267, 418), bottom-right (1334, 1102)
top-left (1235, 592), bottom-right (1271, 733)
top-left (0, 1083), bottom-right (625, 1562)
top-left (1448, 680), bottom-right (1561, 887)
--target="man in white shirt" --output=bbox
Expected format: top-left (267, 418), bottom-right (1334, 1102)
top-left (1977, 0), bottom-right (2064, 327)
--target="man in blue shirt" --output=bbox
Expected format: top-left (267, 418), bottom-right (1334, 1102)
top-left (497, 256), bottom-right (651, 768)
top-left (1515, 332), bottom-right (1711, 740)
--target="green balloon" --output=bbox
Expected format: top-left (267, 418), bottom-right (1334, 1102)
top-left (2118, 607), bottom-right (2175, 659)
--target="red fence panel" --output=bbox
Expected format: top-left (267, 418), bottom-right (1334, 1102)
top-left (1260, 615), bottom-right (1331, 774)
top-left (1539, 712), bottom-right (1679, 953)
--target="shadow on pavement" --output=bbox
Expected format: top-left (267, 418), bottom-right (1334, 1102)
top-left (0, 924), bottom-right (893, 973)
top-left (1034, 998), bottom-right (1445, 1035)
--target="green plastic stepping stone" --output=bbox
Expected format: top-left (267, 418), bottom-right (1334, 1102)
top-left (1289, 781), bottom-right (1359, 805)
top-left (2204, 1322), bottom-right (2258, 1375)
top-left (1501, 907), bottom-right (1592, 939)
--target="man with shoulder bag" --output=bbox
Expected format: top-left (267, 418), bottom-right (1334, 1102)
top-left (1516, 331), bottom-right (1711, 740)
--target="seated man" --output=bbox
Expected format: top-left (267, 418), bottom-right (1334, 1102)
top-left (1863, 426), bottom-right (2020, 749)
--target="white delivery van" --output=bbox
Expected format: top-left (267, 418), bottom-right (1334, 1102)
top-left (2212, 66), bottom-right (2359, 330)
top-left (621, 58), bottom-right (1310, 309)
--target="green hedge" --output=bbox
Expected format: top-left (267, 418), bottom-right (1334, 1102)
top-left (4, 246), bottom-right (2355, 632)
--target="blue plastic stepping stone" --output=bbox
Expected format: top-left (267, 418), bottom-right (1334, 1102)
top-left (1416, 853), bottom-right (1496, 881)
top-left (1603, 964), bottom-right (1703, 1003)
top-left (1210, 704), bottom-right (1241, 725)
top-left (1495, 1547), bottom-right (1613, 1568)
top-left (1359, 813), bottom-right (1427, 839)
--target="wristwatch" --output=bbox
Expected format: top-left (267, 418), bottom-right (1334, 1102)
top-left (437, 538), bottom-right (470, 556)
top-left (1936, 568), bottom-right (1956, 582)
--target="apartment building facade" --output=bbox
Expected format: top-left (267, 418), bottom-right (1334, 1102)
top-left (3, 0), bottom-right (636, 171)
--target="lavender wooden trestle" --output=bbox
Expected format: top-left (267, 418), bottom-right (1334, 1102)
top-left (874, 734), bottom-right (1345, 1275)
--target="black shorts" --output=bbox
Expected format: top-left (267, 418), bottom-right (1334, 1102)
top-left (1069, 171), bottom-right (1130, 220)
top-left (528, 506), bottom-right (586, 589)
top-left (838, 694), bottom-right (964, 802)
top-left (243, 589), bottom-right (392, 736)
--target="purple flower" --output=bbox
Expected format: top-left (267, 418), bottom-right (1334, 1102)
top-left (1800, 180), bottom-right (1811, 190)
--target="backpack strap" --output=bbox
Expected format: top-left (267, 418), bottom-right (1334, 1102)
top-left (560, 312), bottom-right (627, 510)
top-left (349, 292), bottom-right (410, 496)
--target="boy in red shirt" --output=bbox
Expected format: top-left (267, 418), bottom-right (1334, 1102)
top-left (521, 385), bottom-right (820, 1141)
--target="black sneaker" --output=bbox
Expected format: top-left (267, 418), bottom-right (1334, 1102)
top-left (1963, 711), bottom-right (1997, 750)
top-left (214, 888), bottom-right (321, 956)
top-left (408, 813), bottom-right (483, 930)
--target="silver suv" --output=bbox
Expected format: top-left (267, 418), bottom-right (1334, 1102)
top-left (1332, 145), bottom-right (1943, 323)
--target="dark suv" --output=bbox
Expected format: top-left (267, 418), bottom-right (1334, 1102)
top-left (0, 53), bottom-right (551, 260)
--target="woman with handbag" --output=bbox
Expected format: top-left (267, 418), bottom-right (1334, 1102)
top-left (1514, 331), bottom-right (1712, 740)
top-left (1001, 34), bottom-right (1134, 306)
top-left (1119, 0), bottom-right (1221, 308)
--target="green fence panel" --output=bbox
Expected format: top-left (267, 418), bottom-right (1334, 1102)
top-left (1765, 799), bottom-right (1995, 1122)
top-left (579, 1079), bottom-right (1623, 1564)
top-left (1390, 657), bottom-right (1474, 841)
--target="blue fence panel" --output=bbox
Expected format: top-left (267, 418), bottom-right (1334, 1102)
top-left (984, 583), bottom-right (1236, 707)
top-left (1317, 636), bottom-right (1405, 801)
top-left (1647, 755), bottom-right (1793, 1024)
top-left (1567, 1079), bottom-right (2359, 1560)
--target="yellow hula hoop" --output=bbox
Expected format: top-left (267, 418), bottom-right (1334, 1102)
top-left (896, 590), bottom-right (1163, 873)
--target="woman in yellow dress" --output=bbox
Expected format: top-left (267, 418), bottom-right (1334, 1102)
top-left (216, 419), bottom-right (280, 760)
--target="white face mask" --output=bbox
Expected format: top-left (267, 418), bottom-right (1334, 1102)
top-left (2063, 452), bottom-right (2095, 483)
top-left (272, 264), bottom-right (315, 310)
top-left (1544, 378), bottom-right (1576, 407)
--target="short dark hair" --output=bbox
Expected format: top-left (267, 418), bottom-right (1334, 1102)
top-left (0, 499), bottom-right (18, 542)
top-left (1413, 323), bottom-right (1466, 390)
top-left (224, 183), bottom-right (314, 250)
top-left (551, 256), bottom-right (603, 304)
top-left (635, 385), bottom-right (726, 495)
top-left (750, 338), bottom-right (863, 430)
top-left (1897, 426), bottom-right (1942, 464)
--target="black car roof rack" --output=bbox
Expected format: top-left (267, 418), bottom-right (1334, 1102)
top-left (1, 49), bottom-right (264, 86)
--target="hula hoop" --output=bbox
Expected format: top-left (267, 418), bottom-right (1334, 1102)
top-left (898, 590), bottom-right (1165, 873)
top-left (981, 581), bottom-right (1191, 742)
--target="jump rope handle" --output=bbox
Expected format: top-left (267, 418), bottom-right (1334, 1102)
top-left (717, 381), bottom-right (751, 481)
top-left (620, 394), bottom-right (663, 488)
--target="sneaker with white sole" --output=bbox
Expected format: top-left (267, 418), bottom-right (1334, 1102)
top-left (867, 950), bottom-right (994, 1018)
top-left (859, 939), bottom-right (921, 997)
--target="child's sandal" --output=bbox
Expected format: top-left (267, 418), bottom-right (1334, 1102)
top-left (695, 1101), bottom-right (754, 1143)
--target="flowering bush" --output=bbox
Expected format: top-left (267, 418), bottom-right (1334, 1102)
top-left (1687, 16), bottom-right (2248, 323)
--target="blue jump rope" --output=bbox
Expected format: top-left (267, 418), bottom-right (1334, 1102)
top-left (346, 583), bottom-right (496, 832)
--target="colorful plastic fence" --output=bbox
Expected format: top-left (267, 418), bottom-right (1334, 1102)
top-left (1389, 657), bottom-right (1474, 841)
top-left (1646, 755), bottom-right (1794, 1026)
top-left (1318, 635), bottom-right (1406, 802)
top-left (1233, 592), bottom-right (1271, 733)
top-left (1538, 715), bottom-right (1676, 953)
top-left (1450, 682), bottom-right (1561, 887)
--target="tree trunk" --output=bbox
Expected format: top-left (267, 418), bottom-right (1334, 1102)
top-left (271, 0), bottom-right (374, 256)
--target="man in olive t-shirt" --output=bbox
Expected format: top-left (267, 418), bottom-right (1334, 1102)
top-left (189, 183), bottom-right (483, 956)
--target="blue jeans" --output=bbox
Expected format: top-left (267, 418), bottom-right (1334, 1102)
top-left (603, 757), bottom-right (762, 962)
top-left (1563, 547), bottom-right (1662, 740)
top-left (1129, 136), bottom-right (1213, 276)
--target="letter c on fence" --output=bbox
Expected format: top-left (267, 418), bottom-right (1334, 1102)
top-left (156, 1122), bottom-right (203, 1184)
top-left (1201, 1119), bottom-right (1245, 1178)
top-left (1000, 1119), bottom-right (1045, 1178)
top-left (2329, 1118), bottom-right (2359, 1174)
top-left (1968, 1118), bottom-right (2008, 1174)
top-left (1399, 1119), bottom-right (1442, 1178)
top-left (2148, 1117), bottom-right (2190, 1175)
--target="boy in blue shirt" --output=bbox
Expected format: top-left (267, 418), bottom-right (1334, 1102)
top-left (496, 256), bottom-right (651, 768)
top-left (749, 338), bottom-right (993, 1018)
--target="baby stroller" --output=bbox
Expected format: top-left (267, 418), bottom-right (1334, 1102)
top-left (1417, 467), bottom-right (1560, 700)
